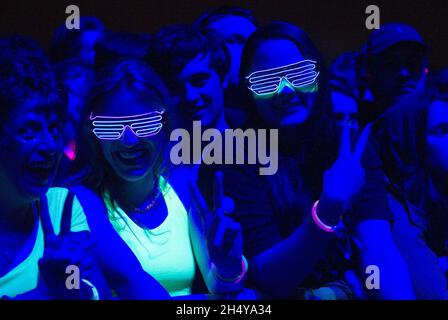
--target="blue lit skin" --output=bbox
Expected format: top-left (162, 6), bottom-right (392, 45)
top-left (426, 99), bottom-right (448, 178)
top-left (369, 42), bottom-right (427, 106)
top-left (207, 15), bottom-right (256, 87)
top-left (79, 30), bottom-right (102, 64)
top-left (331, 90), bottom-right (359, 130)
top-left (63, 66), bottom-right (93, 116)
top-left (0, 96), bottom-right (62, 202)
top-left (172, 54), bottom-right (227, 129)
top-left (248, 39), bottom-right (318, 128)
top-left (95, 87), bottom-right (165, 182)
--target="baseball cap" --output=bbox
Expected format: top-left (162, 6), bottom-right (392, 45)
top-left (367, 23), bottom-right (427, 55)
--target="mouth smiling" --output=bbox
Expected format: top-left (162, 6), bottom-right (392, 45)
top-left (25, 161), bottom-right (55, 183)
top-left (274, 100), bottom-right (306, 113)
top-left (114, 148), bottom-right (149, 166)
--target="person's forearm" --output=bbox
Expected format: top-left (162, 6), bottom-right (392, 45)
top-left (249, 217), bottom-right (332, 298)
top-left (360, 243), bottom-right (416, 300)
top-left (393, 234), bottom-right (446, 299)
top-left (355, 220), bottom-right (417, 300)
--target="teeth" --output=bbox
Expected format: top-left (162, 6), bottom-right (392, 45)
top-left (29, 164), bottom-right (51, 169)
top-left (119, 150), bottom-right (143, 160)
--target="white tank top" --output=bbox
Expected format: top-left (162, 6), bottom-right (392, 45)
top-left (103, 177), bottom-right (196, 297)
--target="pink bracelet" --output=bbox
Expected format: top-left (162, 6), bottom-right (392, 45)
top-left (211, 256), bottom-right (248, 284)
top-left (311, 200), bottom-right (343, 233)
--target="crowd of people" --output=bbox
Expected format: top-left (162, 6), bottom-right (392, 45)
top-left (0, 6), bottom-right (447, 300)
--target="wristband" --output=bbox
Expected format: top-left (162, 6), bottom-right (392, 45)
top-left (311, 200), bottom-right (343, 233)
top-left (81, 279), bottom-right (100, 300)
top-left (211, 256), bottom-right (248, 284)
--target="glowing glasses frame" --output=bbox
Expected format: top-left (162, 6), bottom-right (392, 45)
top-left (245, 59), bottom-right (320, 96)
top-left (90, 111), bottom-right (165, 140)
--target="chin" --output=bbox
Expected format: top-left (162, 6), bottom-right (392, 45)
top-left (278, 111), bottom-right (310, 127)
top-left (116, 167), bottom-right (152, 182)
top-left (23, 184), bottom-right (51, 200)
top-left (197, 114), bottom-right (216, 128)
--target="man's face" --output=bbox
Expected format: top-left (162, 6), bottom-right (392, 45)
top-left (207, 15), bottom-right (256, 87)
top-left (370, 42), bottom-right (427, 106)
top-left (0, 97), bottom-right (63, 202)
top-left (331, 90), bottom-right (359, 130)
top-left (171, 53), bottom-right (225, 128)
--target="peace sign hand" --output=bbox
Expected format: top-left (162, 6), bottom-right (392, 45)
top-left (190, 171), bottom-right (243, 280)
top-left (320, 123), bottom-right (372, 224)
top-left (38, 231), bottom-right (97, 299)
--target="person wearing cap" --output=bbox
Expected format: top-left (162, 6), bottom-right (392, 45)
top-left (361, 23), bottom-right (429, 124)
top-left (364, 24), bottom-right (447, 299)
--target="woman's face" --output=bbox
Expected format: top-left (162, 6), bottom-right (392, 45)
top-left (0, 97), bottom-right (63, 201)
top-left (426, 99), bottom-right (448, 177)
top-left (94, 88), bottom-right (165, 183)
top-left (247, 39), bottom-right (318, 128)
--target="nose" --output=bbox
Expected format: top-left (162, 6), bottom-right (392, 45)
top-left (398, 65), bottom-right (411, 79)
top-left (120, 126), bottom-right (140, 147)
top-left (185, 84), bottom-right (201, 106)
top-left (35, 130), bottom-right (59, 157)
top-left (277, 78), bottom-right (296, 95)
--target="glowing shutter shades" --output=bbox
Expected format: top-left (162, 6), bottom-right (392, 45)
top-left (90, 111), bottom-right (164, 140)
top-left (246, 59), bottom-right (319, 96)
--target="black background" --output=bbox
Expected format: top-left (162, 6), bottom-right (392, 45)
top-left (1, 0), bottom-right (447, 69)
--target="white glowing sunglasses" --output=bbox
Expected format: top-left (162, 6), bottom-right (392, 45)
top-left (90, 111), bottom-right (165, 140)
top-left (245, 59), bottom-right (320, 96)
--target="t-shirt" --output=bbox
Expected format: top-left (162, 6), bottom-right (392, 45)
top-left (0, 188), bottom-right (90, 298)
top-left (221, 137), bottom-right (393, 259)
top-left (103, 177), bottom-right (196, 297)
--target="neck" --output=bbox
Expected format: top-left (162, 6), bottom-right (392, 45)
top-left (214, 113), bottom-right (229, 132)
top-left (108, 171), bottom-right (158, 212)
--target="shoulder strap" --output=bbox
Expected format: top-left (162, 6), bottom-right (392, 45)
top-left (60, 190), bottom-right (75, 236)
top-left (39, 190), bottom-right (74, 242)
top-left (39, 195), bottom-right (55, 244)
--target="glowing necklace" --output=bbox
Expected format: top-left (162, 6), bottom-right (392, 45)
top-left (133, 186), bottom-right (163, 214)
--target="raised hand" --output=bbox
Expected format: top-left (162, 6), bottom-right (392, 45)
top-left (38, 231), bottom-right (97, 299)
top-left (320, 123), bottom-right (372, 223)
top-left (190, 171), bottom-right (243, 280)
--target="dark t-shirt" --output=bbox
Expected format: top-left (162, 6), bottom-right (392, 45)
top-left (202, 136), bottom-right (394, 259)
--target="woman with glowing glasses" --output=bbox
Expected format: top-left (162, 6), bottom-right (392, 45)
top-left (75, 59), bottom-right (247, 298)
top-left (220, 22), bottom-right (415, 299)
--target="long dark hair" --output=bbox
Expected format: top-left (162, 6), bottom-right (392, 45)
top-left (78, 59), bottom-right (171, 196)
top-left (239, 22), bottom-right (338, 234)
top-left (404, 95), bottom-right (448, 254)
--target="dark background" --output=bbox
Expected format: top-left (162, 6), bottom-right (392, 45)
top-left (1, 0), bottom-right (447, 69)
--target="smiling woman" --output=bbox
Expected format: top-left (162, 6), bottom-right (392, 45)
top-left (0, 35), bottom-right (110, 300)
top-left (76, 59), bottom-right (247, 298)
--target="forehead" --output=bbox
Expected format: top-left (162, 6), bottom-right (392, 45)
top-left (428, 100), bottom-right (448, 127)
top-left (208, 15), bottom-right (256, 39)
top-left (378, 42), bottom-right (426, 61)
top-left (96, 87), bottom-right (164, 117)
top-left (250, 39), bottom-right (305, 71)
top-left (177, 53), bottom-right (216, 80)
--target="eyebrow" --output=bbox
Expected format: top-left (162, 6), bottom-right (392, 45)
top-left (428, 121), bottom-right (448, 129)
